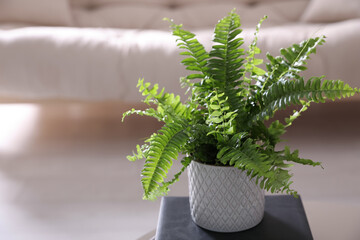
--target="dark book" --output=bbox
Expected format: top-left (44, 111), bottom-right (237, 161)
top-left (156, 195), bottom-right (313, 240)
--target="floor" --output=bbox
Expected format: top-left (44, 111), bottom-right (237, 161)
top-left (0, 101), bottom-right (359, 240)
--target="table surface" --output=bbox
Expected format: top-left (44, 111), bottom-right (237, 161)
top-left (156, 195), bottom-right (313, 240)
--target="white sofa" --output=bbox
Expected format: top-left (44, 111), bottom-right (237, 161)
top-left (0, 0), bottom-right (359, 102)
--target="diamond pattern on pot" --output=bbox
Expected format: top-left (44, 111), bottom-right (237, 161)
top-left (188, 161), bottom-right (265, 232)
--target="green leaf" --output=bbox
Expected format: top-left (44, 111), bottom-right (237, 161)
top-left (260, 36), bottom-right (326, 91)
top-left (253, 77), bottom-right (359, 123)
top-left (209, 104), bottom-right (220, 110)
top-left (142, 120), bottom-right (190, 200)
top-left (253, 59), bottom-right (263, 65)
top-left (283, 146), bottom-right (322, 167)
top-left (252, 66), bottom-right (266, 76)
top-left (168, 19), bottom-right (209, 79)
top-left (135, 79), bottom-right (192, 123)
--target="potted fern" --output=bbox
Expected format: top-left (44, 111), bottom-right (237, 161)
top-left (123, 10), bottom-right (359, 232)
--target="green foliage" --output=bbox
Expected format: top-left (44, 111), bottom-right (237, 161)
top-left (141, 120), bottom-right (189, 200)
top-left (165, 18), bottom-right (209, 79)
top-left (259, 36), bottom-right (326, 92)
top-left (253, 77), bottom-right (358, 123)
top-left (124, 10), bottom-right (359, 200)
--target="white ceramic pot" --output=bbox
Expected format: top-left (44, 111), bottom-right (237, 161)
top-left (188, 160), bottom-right (265, 232)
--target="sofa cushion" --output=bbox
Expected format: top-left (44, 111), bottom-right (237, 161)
top-left (72, 0), bottom-right (309, 29)
top-left (169, 1), bottom-right (308, 28)
top-left (1, 19), bottom-right (359, 101)
top-left (73, 5), bottom-right (167, 29)
top-left (0, 0), bottom-right (73, 26)
top-left (301, 0), bottom-right (360, 22)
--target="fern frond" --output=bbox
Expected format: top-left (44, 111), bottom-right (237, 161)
top-left (261, 166), bottom-right (296, 195)
top-left (259, 36), bottom-right (326, 91)
top-left (243, 16), bottom-right (267, 82)
top-left (217, 136), bottom-right (297, 194)
top-left (206, 92), bottom-right (237, 138)
top-left (208, 10), bottom-right (244, 84)
top-left (208, 11), bottom-right (244, 93)
top-left (284, 100), bottom-right (311, 128)
top-left (166, 18), bottom-right (209, 79)
top-left (253, 77), bottom-right (359, 122)
top-left (122, 108), bottom-right (162, 122)
top-left (283, 146), bottom-right (322, 167)
top-left (257, 145), bottom-right (321, 195)
top-left (127, 144), bottom-right (148, 162)
top-left (217, 137), bottom-right (271, 177)
top-left (141, 120), bottom-right (189, 200)
top-left (249, 100), bottom-right (309, 148)
top-left (145, 156), bottom-right (192, 201)
top-left (267, 120), bottom-right (286, 146)
top-left (136, 79), bottom-right (191, 122)
top-left (207, 10), bottom-right (248, 129)
top-left (254, 148), bottom-right (297, 195)
top-left (280, 36), bottom-right (325, 70)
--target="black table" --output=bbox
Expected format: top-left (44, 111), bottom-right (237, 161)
top-left (156, 195), bottom-right (313, 240)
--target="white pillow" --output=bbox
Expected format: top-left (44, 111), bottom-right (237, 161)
top-left (301, 0), bottom-right (360, 22)
top-left (0, 0), bottom-right (73, 26)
